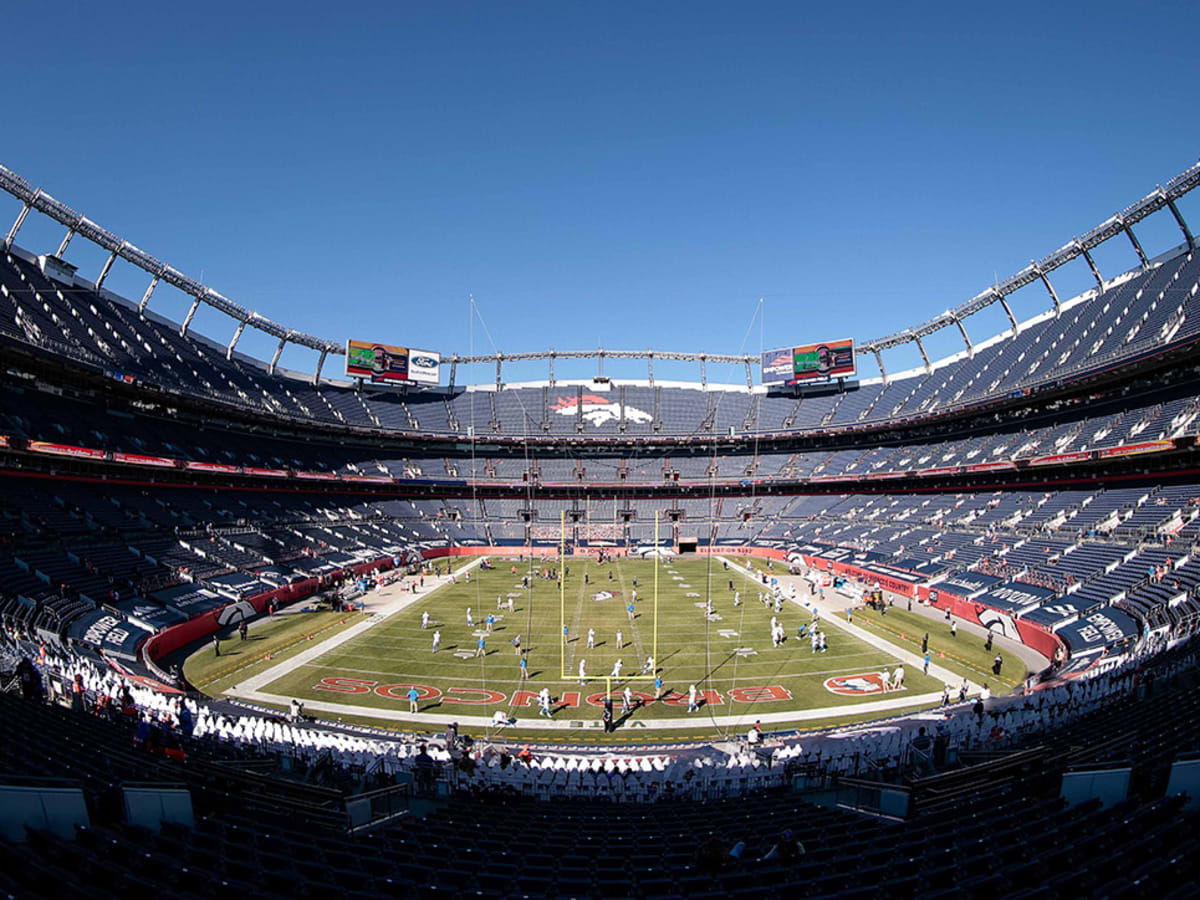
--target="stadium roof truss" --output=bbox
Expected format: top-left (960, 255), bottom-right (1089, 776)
top-left (2, 159), bottom-right (1198, 385)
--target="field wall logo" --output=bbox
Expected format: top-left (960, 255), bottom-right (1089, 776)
top-left (824, 673), bottom-right (889, 695)
top-left (550, 394), bottom-right (652, 428)
top-left (216, 600), bottom-right (257, 626)
top-left (976, 607), bottom-right (1019, 640)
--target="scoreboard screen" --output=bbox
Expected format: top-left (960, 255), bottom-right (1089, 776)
top-left (345, 341), bottom-right (440, 385)
top-left (762, 339), bottom-right (855, 384)
top-left (346, 340), bottom-right (410, 383)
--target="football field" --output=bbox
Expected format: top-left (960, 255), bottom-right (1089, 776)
top-left (220, 555), bottom-right (1006, 741)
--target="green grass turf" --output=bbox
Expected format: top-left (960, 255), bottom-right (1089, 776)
top-left (850, 604), bottom-right (1027, 691)
top-left (243, 557), bottom-right (975, 737)
top-left (184, 608), bottom-right (362, 694)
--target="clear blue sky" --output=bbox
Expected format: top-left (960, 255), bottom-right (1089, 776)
top-left (3, 2), bottom-right (1198, 383)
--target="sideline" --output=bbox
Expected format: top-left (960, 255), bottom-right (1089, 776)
top-left (717, 556), bottom-right (986, 695)
top-left (225, 557), bottom-right (484, 699)
top-left (224, 685), bottom-right (950, 730)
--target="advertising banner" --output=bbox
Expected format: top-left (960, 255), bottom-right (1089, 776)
top-left (113, 452), bottom-right (176, 468)
top-left (760, 348), bottom-right (795, 385)
top-left (29, 441), bottom-right (105, 460)
top-left (406, 349), bottom-right (441, 385)
top-left (185, 461), bottom-right (240, 474)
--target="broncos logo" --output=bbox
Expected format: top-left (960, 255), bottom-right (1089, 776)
top-left (550, 395), bottom-right (653, 427)
top-left (976, 607), bottom-right (1019, 639)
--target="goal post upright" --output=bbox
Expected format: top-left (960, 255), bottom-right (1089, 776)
top-left (557, 510), bottom-right (659, 690)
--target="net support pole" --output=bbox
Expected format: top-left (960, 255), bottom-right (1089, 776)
top-left (653, 512), bottom-right (659, 670)
top-left (560, 509), bottom-right (566, 680)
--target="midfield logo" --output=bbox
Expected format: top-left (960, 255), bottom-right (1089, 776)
top-left (824, 673), bottom-right (889, 695)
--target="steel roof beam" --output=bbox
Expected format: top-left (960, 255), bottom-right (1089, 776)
top-left (953, 315), bottom-right (972, 352)
top-left (1036, 265), bottom-right (1061, 312)
top-left (859, 159), bottom-right (1200, 354)
top-left (139, 268), bottom-right (164, 313)
top-left (227, 319), bottom-right (248, 360)
top-left (2, 158), bottom-right (1198, 374)
top-left (180, 297), bottom-right (201, 336)
top-left (1122, 218), bottom-right (1149, 269)
top-left (95, 248), bottom-right (119, 291)
top-left (0, 164), bottom-right (342, 358)
top-left (4, 201), bottom-right (30, 250)
top-left (56, 220), bottom-right (81, 257)
top-left (1166, 197), bottom-right (1196, 252)
top-left (998, 294), bottom-right (1019, 333)
top-left (1079, 244), bottom-right (1104, 289)
top-left (914, 336), bottom-right (932, 374)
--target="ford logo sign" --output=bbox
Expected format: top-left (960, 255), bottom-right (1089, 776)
top-left (412, 356), bottom-right (437, 368)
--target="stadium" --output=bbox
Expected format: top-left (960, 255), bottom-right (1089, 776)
top-left (4, 10), bottom-right (1200, 895)
top-left (3, 153), bottom-right (1200, 894)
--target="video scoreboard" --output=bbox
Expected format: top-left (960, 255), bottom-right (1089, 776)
top-left (761, 339), bottom-right (856, 385)
top-left (345, 340), bottom-right (440, 385)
